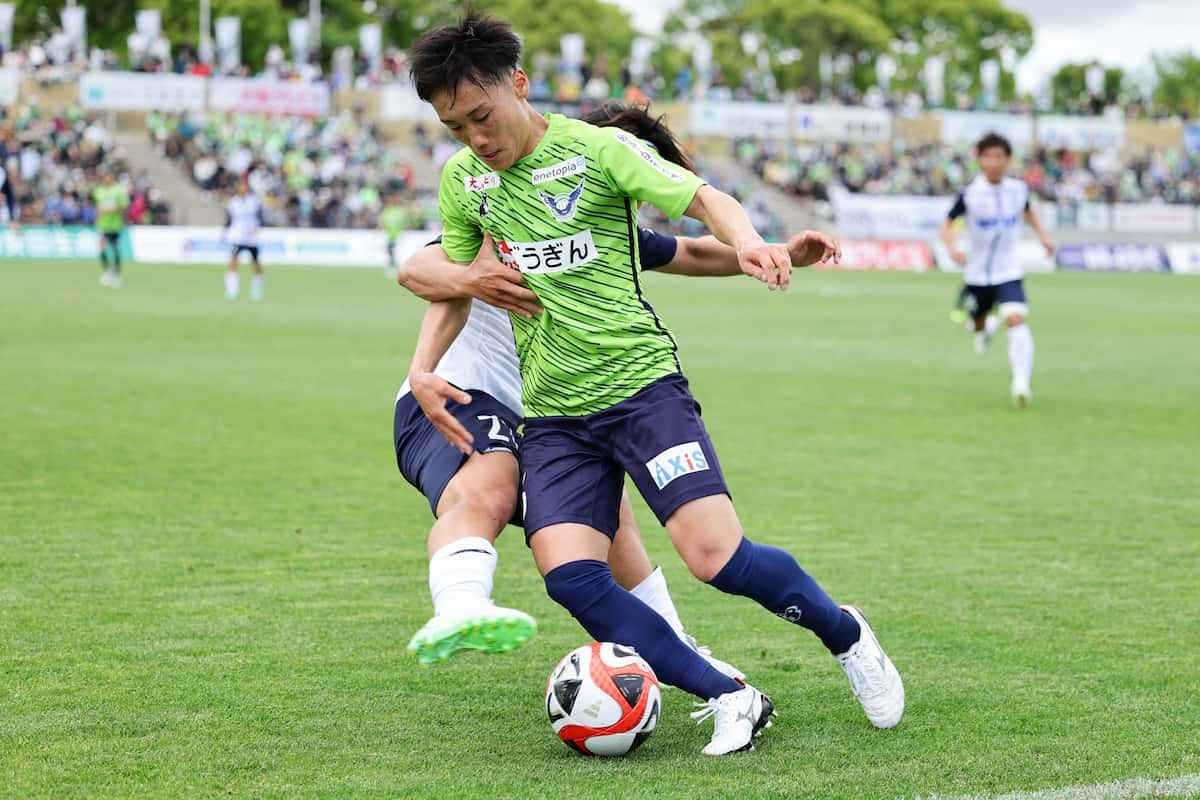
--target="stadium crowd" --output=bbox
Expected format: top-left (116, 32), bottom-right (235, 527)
top-left (1, 102), bottom-right (170, 225)
top-left (736, 139), bottom-right (1200, 206)
top-left (150, 110), bottom-right (430, 229)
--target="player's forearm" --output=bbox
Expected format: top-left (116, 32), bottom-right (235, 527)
top-left (397, 246), bottom-right (468, 302)
top-left (408, 299), bottom-right (471, 376)
top-left (684, 185), bottom-right (765, 253)
top-left (656, 236), bottom-right (741, 277)
top-left (1024, 209), bottom-right (1050, 240)
top-left (939, 220), bottom-right (957, 252)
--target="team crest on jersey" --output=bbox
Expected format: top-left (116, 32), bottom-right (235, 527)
top-left (537, 179), bottom-right (585, 223)
top-left (464, 172), bottom-right (501, 192)
top-left (531, 156), bottom-right (587, 185)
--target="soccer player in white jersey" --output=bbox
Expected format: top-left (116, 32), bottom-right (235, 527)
top-left (394, 103), bottom-right (842, 681)
top-left (940, 132), bottom-right (1054, 407)
top-left (225, 177), bottom-right (265, 301)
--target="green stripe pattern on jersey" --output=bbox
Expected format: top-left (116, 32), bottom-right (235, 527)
top-left (438, 114), bottom-right (705, 418)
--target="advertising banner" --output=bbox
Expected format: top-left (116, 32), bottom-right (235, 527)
top-left (79, 71), bottom-right (206, 111)
top-left (830, 189), bottom-right (954, 239)
top-left (792, 104), bottom-right (891, 143)
top-left (208, 78), bottom-right (330, 117)
top-left (1165, 243), bottom-right (1200, 275)
top-left (939, 110), bottom-right (1034, 151)
top-left (689, 101), bottom-right (789, 139)
top-left (379, 82), bottom-right (440, 122)
top-left (0, 225), bottom-right (127, 260)
top-left (815, 239), bottom-right (933, 271)
top-left (128, 226), bottom-right (431, 268)
top-left (1110, 203), bottom-right (1195, 234)
top-left (1035, 114), bottom-right (1124, 150)
top-left (1055, 243), bottom-right (1169, 272)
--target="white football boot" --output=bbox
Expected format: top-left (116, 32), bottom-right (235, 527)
top-left (99, 270), bottom-right (112, 287)
top-left (109, 273), bottom-right (122, 289)
top-left (690, 683), bottom-right (776, 756)
top-left (1011, 380), bottom-right (1032, 409)
top-left (684, 634), bottom-right (747, 682)
top-left (835, 605), bottom-right (905, 729)
top-left (407, 605), bottom-right (536, 666)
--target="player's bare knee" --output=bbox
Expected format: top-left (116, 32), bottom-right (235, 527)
top-left (680, 547), bottom-right (730, 583)
top-left (1006, 313), bottom-right (1025, 327)
top-left (466, 485), bottom-right (518, 527)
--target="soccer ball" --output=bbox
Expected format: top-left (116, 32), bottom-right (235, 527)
top-left (545, 642), bottom-right (661, 757)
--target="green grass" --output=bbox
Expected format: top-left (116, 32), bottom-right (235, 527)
top-left (1, 260), bottom-right (1198, 799)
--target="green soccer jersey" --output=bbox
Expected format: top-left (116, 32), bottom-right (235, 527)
top-left (379, 206), bottom-right (409, 241)
top-left (438, 113), bottom-right (705, 418)
top-left (92, 184), bottom-right (129, 233)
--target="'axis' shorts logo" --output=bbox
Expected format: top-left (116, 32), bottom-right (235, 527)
top-left (645, 441), bottom-right (710, 490)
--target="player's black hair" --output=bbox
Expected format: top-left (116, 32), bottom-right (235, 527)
top-left (582, 102), bottom-right (697, 175)
top-left (976, 131), bottom-right (1013, 157)
top-left (408, 14), bottom-right (522, 103)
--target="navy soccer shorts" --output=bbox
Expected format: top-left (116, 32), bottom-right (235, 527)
top-left (521, 374), bottom-right (730, 540)
top-left (964, 279), bottom-right (1028, 320)
top-left (231, 244), bottom-right (260, 262)
top-left (393, 388), bottom-right (521, 517)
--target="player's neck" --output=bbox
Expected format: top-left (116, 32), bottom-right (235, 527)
top-left (515, 103), bottom-right (550, 163)
top-left (985, 174), bottom-right (1005, 185)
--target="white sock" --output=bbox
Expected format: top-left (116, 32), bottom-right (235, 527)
top-left (224, 271), bottom-right (239, 298)
top-left (428, 536), bottom-right (497, 618)
top-left (252, 274), bottom-right (264, 293)
top-left (985, 315), bottom-right (1000, 336)
top-left (1007, 323), bottom-right (1034, 389)
top-left (629, 566), bottom-right (688, 642)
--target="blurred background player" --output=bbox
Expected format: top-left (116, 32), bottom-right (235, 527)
top-left (0, 154), bottom-right (18, 234)
top-left (941, 132), bottom-right (1054, 407)
top-left (225, 177), bottom-right (265, 301)
top-left (92, 170), bottom-right (129, 288)
top-left (379, 192), bottom-right (412, 280)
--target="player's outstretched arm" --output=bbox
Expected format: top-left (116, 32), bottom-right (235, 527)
top-left (656, 231), bottom-right (841, 277)
top-left (396, 233), bottom-right (542, 317)
top-left (683, 185), bottom-right (793, 290)
top-left (407, 299), bottom-right (475, 454)
top-left (939, 217), bottom-right (966, 266)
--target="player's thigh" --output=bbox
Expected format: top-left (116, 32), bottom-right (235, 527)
top-left (996, 280), bottom-right (1028, 326)
top-left (393, 390), bottom-right (520, 518)
top-left (521, 420), bottom-right (624, 541)
top-left (529, 523), bottom-right (612, 576)
top-left (664, 494), bottom-right (745, 581)
top-left (436, 450), bottom-right (521, 527)
top-left (608, 489), bottom-right (653, 590)
top-left (606, 375), bottom-right (732, 527)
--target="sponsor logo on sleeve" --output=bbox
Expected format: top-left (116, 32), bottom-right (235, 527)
top-left (495, 230), bottom-right (597, 275)
top-left (536, 179), bottom-right (586, 223)
top-left (464, 172), bottom-right (501, 192)
top-left (645, 441), bottom-right (710, 490)
top-left (613, 131), bottom-right (684, 182)
top-left (531, 156), bottom-right (587, 185)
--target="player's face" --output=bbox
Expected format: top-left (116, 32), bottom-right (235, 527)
top-left (978, 146), bottom-right (1010, 183)
top-left (432, 70), bottom-right (533, 172)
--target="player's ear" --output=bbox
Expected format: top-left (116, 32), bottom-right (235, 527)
top-left (512, 68), bottom-right (529, 101)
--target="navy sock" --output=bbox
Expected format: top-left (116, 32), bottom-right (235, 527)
top-left (708, 537), bottom-right (861, 655)
top-left (544, 560), bottom-right (742, 700)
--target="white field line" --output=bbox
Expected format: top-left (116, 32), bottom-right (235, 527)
top-left (914, 773), bottom-right (1200, 800)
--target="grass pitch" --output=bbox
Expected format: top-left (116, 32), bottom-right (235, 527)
top-left (1, 260), bottom-right (1197, 799)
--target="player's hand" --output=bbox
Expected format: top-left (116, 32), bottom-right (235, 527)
top-left (949, 247), bottom-right (967, 267)
top-left (1041, 237), bottom-right (1054, 258)
top-left (461, 232), bottom-right (542, 318)
top-left (737, 238), bottom-right (793, 291)
top-left (409, 369), bottom-right (475, 455)
top-left (786, 230), bottom-right (840, 268)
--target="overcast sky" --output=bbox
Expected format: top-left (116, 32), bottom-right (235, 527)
top-left (604, 0), bottom-right (1200, 91)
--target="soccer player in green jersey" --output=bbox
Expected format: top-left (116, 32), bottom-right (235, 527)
top-left (93, 170), bottom-right (129, 288)
top-left (406, 16), bottom-right (905, 755)
top-left (379, 193), bottom-right (411, 279)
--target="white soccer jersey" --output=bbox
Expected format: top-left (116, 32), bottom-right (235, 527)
top-left (396, 300), bottom-right (524, 417)
top-left (950, 175), bottom-right (1029, 286)
top-left (227, 193), bottom-right (263, 247)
